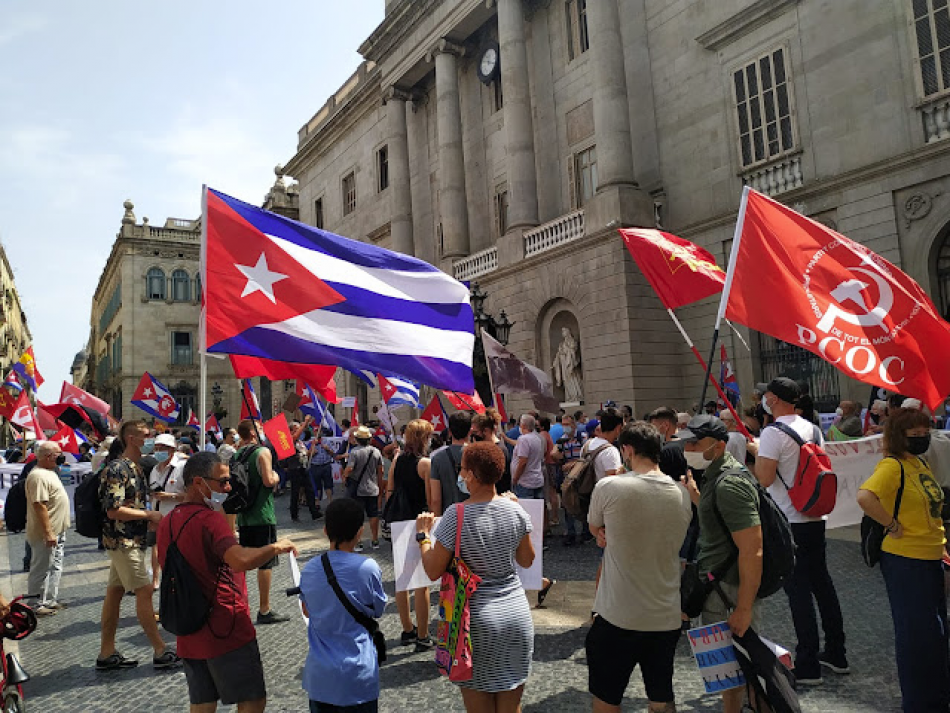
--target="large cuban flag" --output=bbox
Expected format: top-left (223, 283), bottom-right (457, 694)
top-left (202, 189), bottom-right (475, 393)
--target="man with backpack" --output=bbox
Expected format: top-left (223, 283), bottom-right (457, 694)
top-left (158, 451), bottom-right (298, 713)
top-left (680, 415), bottom-right (767, 713)
top-left (756, 377), bottom-right (847, 685)
top-left (234, 419), bottom-right (290, 625)
top-left (427, 411), bottom-right (471, 516)
top-left (25, 441), bottom-right (70, 615)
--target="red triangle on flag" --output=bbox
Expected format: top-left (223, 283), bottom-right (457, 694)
top-left (421, 395), bottom-right (447, 431)
top-left (50, 424), bottom-right (81, 455)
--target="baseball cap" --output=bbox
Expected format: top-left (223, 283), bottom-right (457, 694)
top-left (585, 419), bottom-right (600, 436)
top-left (675, 414), bottom-right (729, 443)
top-left (154, 434), bottom-right (176, 449)
top-left (766, 377), bottom-right (800, 405)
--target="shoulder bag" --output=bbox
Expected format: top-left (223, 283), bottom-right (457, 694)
top-left (860, 457), bottom-right (906, 568)
top-left (345, 451), bottom-right (373, 499)
top-left (321, 553), bottom-right (386, 663)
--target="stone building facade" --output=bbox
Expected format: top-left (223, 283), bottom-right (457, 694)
top-left (80, 200), bottom-right (247, 425)
top-left (0, 243), bottom-right (32, 379)
top-left (282, 0), bottom-right (950, 415)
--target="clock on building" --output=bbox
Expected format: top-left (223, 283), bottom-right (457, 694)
top-left (477, 43), bottom-right (500, 85)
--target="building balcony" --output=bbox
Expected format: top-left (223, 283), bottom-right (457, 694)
top-left (453, 246), bottom-right (498, 281)
top-left (523, 209), bottom-right (586, 258)
top-left (740, 153), bottom-right (804, 196)
top-left (921, 93), bottom-right (950, 144)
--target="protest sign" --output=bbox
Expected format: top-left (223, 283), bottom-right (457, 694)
top-left (824, 434), bottom-right (884, 529)
top-left (686, 622), bottom-right (745, 694)
top-left (391, 499), bottom-right (544, 592)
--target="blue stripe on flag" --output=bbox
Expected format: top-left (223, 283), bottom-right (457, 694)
top-left (320, 282), bottom-right (474, 332)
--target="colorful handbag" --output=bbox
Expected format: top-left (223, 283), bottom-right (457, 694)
top-left (434, 504), bottom-right (481, 682)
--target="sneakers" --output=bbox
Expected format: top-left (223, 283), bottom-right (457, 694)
top-left (562, 534), bottom-right (576, 547)
top-left (354, 543), bottom-right (364, 553)
top-left (49, 601), bottom-right (69, 610)
top-left (794, 664), bottom-right (823, 686)
top-left (819, 651), bottom-right (851, 675)
top-left (96, 652), bottom-right (139, 671)
top-left (152, 650), bottom-right (182, 669)
top-left (256, 610), bottom-right (291, 625)
top-left (372, 540), bottom-right (380, 550)
top-left (400, 627), bottom-right (418, 646)
top-left (415, 636), bottom-right (434, 651)
top-left (33, 605), bottom-right (56, 617)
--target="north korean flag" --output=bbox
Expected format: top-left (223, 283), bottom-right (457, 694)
top-left (131, 372), bottom-right (181, 424)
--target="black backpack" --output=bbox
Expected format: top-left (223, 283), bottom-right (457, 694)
top-left (159, 507), bottom-right (218, 636)
top-left (5, 480), bottom-right (27, 533)
top-left (711, 466), bottom-right (796, 599)
top-left (74, 471), bottom-right (103, 539)
top-left (222, 446), bottom-right (262, 515)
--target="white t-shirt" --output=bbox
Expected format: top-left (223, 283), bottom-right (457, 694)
top-left (148, 454), bottom-right (186, 513)
top-left (757, 414), bottom-right (823, 524)
top-left (585, 437), bottom-right (624, 482)
top-left (512, 431), bottom-right (545, 489)
top-left (725, 431), bottom-right (748, 464)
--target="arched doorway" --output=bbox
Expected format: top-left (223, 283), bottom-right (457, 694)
top-left (936, 225), bottom-right (950, 320)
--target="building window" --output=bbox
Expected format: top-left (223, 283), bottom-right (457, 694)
top-left (495, 189), bottom-right (509, 236)
top-left (146, 268), bottom-right (166, 301)
top-left (937, 226), bottom-right (950, 319)
top-left (171, 382), bottom-right (196, 426)
top-left (758, 333), bottom-right (840, 413)
top-left (171, 269), bottom-right (191, 302)
top-left (314, 198), bottom-right (324, 229)
top-left (733, 48), bottom-right (796, 168)
top-left (566, 0), bottom-right (590, 61)
top-left (912, 0), bottom-right (950, 97)
top-left (377, 146), bottom-right (389, 192)
top-left (492, 78), bottom-right (504, 112)
top-left (574, 146), bottom-right (598, 206)
top-left (99, 282), bottom-right (122, 333)
top-left (171, 331), bottom-right (193, 365)
top-left (194, 273), bottom-right (201, 301)
top-left (112, 332), bottom-right (122, 373)
top-left (342, 172), bottom-right (357, 216)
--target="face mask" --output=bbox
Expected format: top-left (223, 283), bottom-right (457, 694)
top-left (201, 481), bottom-right (229, 508)
top-left (907, 434), bottom-right (931, 456)
top-left (835, 408), bottom-right (843, 419)
top-left (457, 473), bottom-right (469, 495)
top-left (684, 450), bottom-right (711, 470)
top-left (55, 455), bottom-right (66, 466)
top-left (563, 426), bottom-right (573, 436)
top-left (761, 396), bottom-right (773, 415)
top-left (142, 438), bottom-right (155, 455)
top-left (153, 451), bottom-right (169, 464)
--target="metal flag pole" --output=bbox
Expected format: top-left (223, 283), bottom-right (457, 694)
top-left (725, 319), bottom-right (751, 352)
top-left (699, 186), bottom-right (751, 408)
top-left (199, 355), bottom-right (207, 450)
top-left (667, 309), bottom-right (753, 441)
top-left (199, 184), bottom-right (209, 451)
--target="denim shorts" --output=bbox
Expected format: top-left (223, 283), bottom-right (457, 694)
top-left (514, 484), bottom-right (544, 500)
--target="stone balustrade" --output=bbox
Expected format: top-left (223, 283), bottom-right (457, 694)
top-left (921, 94), bottom-right (950, 144)
top-left (523, 209), bottom-right (586, 257)
top-left (453, 246), bottom-right (498, 281)
top-left (741, 154), bottom-right (804, 196)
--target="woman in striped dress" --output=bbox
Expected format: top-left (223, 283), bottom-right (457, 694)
top-left (416, 441), bottom-right (536, 712)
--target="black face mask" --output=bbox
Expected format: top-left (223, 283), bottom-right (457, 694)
top-left (55, 455), bottom-right (66, 466)
top-left (907, 434), bottom-right (931, 456)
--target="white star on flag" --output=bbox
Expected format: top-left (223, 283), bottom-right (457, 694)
top-left (58, 436), bottom-right (69, 446)
top-left (143, 387), bottom-right (153, 397)
top-left (236, 253), bottom-right (288, 304)
top-left (431, 414), bottom-right (443, 429)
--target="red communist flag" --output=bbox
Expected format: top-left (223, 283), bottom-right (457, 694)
top-left (441, 390), bottom-right (486, 414)
top-left (229, 355), bottom-right (339, 403)
top-left (262, 413), bottom-right (296, 460)
top-left (619, 228), bottom-right (725, 309)
top-left (726, 189), bottom-right (950, 409)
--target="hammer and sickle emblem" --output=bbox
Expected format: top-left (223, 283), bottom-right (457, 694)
top-left (815, 254), bottom-right (894, 335)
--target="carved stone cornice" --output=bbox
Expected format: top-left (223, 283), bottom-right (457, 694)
top-left (359, 0), bottom-right (444, 63)
top-left (426, 38), bottom-right (466, 63)
top-left (696, 0), bottom-right (800, 52)
top-left (383, 86), bottom-right (414, 104)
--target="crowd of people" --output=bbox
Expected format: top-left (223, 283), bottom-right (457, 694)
top-left (6, 379), bottom-right (950, 712)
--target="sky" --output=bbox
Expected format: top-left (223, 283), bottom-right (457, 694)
top-left (0, 1), bottom-right (385, 403)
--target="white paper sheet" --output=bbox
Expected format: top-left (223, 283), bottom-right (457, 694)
top-left (288, 551), bottom-right (308, 624)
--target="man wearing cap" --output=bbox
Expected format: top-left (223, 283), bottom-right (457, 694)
top-left (756, 377), bottom-right (847, 684)
top-left (680, 415), bottom-right (763, 713)
top-left (341, 425), bottom-right (384, 551)
top-left (148, 434), bottom-right (186, 591)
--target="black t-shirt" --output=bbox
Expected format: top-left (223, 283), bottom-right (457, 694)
top-left (658, 439), bottom-right (687, 481)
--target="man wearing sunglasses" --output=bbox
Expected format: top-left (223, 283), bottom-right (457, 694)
top-left (157, 452), bottom-right (298, 713)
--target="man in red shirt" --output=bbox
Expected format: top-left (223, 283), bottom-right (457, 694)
top-left (158, 451), bottom-right (297, 713)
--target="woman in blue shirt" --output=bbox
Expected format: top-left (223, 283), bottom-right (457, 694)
top-left (299, 498), bottom-right (387, 712)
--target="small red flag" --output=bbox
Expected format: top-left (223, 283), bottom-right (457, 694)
top-left (726, 189), bottom-right (950, 409)
top-left (351, 398), bottom-right (360, 428)
top-left (441, 390), bottom-right (486, 414)
top-left (0, 387), bottom-right (16, 420)
top-left (229, 355), bottom-right (339, 404)
top-left (619, 228), bottom-right (725, 309)
top-left (262, 413), bottom-right (296, 460)
top-left (421, 395), bottom-right (448, 431)
top-left (11, 391), bottom-right (43, 437)
top-left (60, 381), bottom-right (111, 414)
top-left (493, 393), bottom-right (507, 423)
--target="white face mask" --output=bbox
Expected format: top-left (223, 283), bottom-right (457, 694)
top-left (201, 481), bottom-right (229, 508)
top-left (835, 407), bottom-right (844, 419)
top-left (684, 450), bottom-right (712, 470)
top-left (457, 473), bottom-right (469, 495)
top-left (761, 396), bottom-right (773, 415)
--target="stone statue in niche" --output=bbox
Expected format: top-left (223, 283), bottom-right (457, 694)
top-left (552, 326), bottom-right (583, 403)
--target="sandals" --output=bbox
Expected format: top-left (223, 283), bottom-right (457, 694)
top-left (536, 579), bottom-right (556, 608)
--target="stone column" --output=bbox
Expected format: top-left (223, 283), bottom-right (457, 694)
top-left (385, 87), bottom-right (415, 256)
top-left (586, 0), bottom-right (636, 190)
top-left (498, 0), bottom-right (539, 231)
top-left (432, 40), bottom-right (470, 260)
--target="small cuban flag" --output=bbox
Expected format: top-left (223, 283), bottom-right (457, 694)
top-left (185, 408), bottom-right (201, 430)
top-left (378, 374), bottom-right (422, 409)
top-left (3, 371), bottom-right (22, 393)
top-left (131, 372), bottom-right (181, 424)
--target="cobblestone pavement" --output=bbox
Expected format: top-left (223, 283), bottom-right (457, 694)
top-left (4, 491), bottom-right (901, 712)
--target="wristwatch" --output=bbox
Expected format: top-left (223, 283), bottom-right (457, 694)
top-left (415, 531), bottom-right (429, 543)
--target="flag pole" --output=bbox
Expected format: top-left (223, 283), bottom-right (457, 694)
top-left (725, 319), bottom-right (751, 352)
top-left (199, 184), bottom-right (209, 451)
top-left (199, 354), bottom-right (207, 450)
top-left (699, 186), bottom-right (751, 408)
top-left (667, 309), bottom-right (753, 441)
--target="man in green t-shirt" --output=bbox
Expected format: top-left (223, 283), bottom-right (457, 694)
top-left (235, 419), bottom-right (289, 625)
top-left (679, 415), bottom-right (763, 713)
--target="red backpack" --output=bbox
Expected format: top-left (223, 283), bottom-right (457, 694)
top-left (769, 422), bottom-right (838, 517)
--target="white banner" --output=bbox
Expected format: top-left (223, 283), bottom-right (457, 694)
top-left (824, 435), bottom-right (884, 529)
top-left (391, 498), bottom-right (544, 592)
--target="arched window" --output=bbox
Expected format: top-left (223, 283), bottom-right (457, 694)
top-left (938, 230), bottom-right (950, 320)
top-left (146, 268), bottom-right (166, 301)
top-left (172, 269), bottom-right (191, 302)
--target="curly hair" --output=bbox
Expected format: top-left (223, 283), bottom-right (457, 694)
top-left (461, 440), bottom-right (506, 485)
top-left (403, 419), bottom-right (434, 456)
top-left (883, 407), bottom-right (932, 457)
top-left (472, 407), bottom-right (502, 434)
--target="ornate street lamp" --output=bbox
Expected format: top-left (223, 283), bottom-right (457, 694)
top-left (211, 381), bottom-right (223, 408)
top-left (494, 310), bottom-right (513, 346)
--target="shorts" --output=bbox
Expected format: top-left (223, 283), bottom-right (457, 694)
top-left (514, 485), bottom-right (544, 500)
top-left (309, 699), bottom-right (378, 713)
top-left (106, 547), bottom-right (152, 592)
top-left (183, 639), bottom-right (266, 706)
top-left (238, 525), bottom-right (278, 569)
top-left (586, 615), bottom-right (680, 705)
top-left (310, 463), bottom-right (334, 491)
top-left (358, 495), bottom-right (379, 519)
top-left (701, 580), bottom-right (763, 631)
